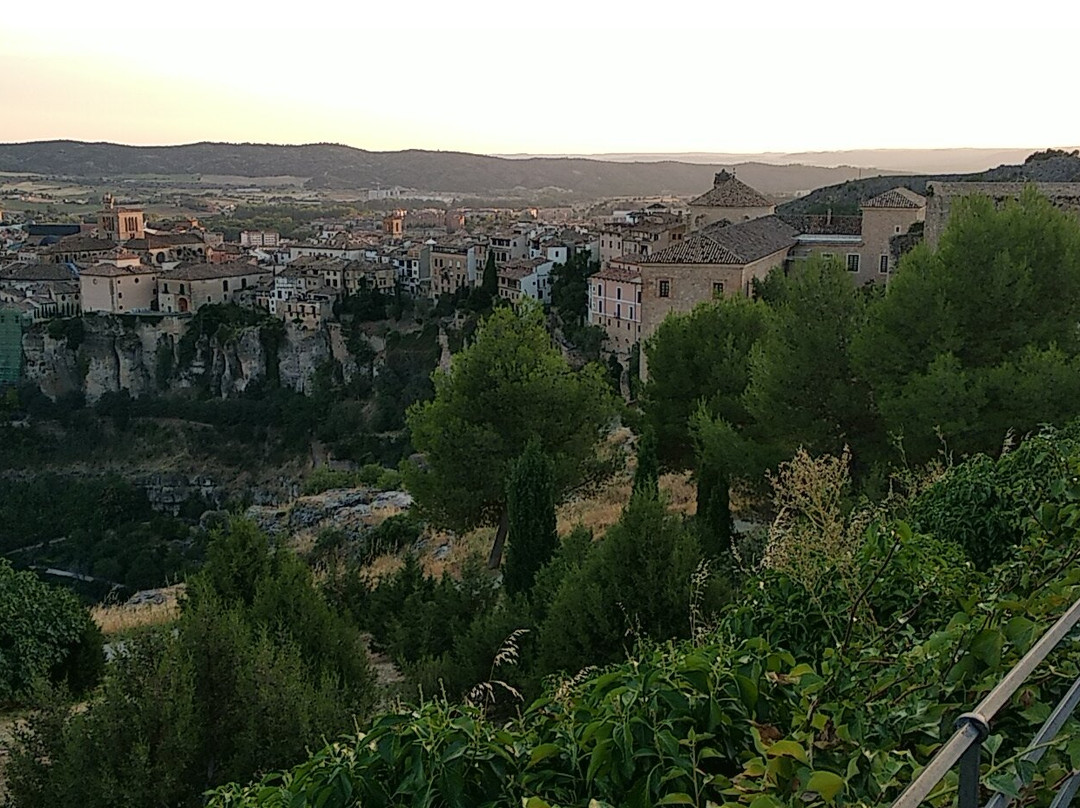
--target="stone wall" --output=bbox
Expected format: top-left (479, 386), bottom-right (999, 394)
top-left (925, 182), bottom-right (1080, 247)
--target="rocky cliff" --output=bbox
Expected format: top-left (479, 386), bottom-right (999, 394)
top-left (21, 314), bottom-right (343, 402)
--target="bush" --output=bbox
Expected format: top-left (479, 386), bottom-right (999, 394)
top-left (0, 560), bottom-right (104, 705)
top-left (7, 519), bottom-right (376, 807)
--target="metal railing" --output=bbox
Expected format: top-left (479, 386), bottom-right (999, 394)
top-left (892, 596), bottom-right (1080, 808)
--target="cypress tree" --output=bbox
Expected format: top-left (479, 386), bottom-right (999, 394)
top-left (481, 251), bottom-right (498, 299)
top-left (503, 440), bottom-right (558, 595)
top-left (632, 427), bottom-right (659, 498)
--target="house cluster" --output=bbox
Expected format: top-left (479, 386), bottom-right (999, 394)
top-left (586, 171), bottom-right (930, 364)
top-left (0, 193), bottom-right (602, 331)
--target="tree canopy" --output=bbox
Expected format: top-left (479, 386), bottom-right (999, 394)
top-left (404, 304), bottom-right (616, 532)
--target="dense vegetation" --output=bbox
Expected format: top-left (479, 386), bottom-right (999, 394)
top-left (208, 424), bottom-right (1080, 807)
top-left (647, 188), bottom-right (1080, 537)
top-left (0, 560), bottom-right (103, 707)
top-left (6, 519), bottom-right (376, 808)
top-left (0, 475), bottom-right (202, 593)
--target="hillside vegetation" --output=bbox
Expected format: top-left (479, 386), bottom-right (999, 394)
top-left (0, 141), bottom-right (894, 197)
top-left (778, 150), bottom-right (1080, 215)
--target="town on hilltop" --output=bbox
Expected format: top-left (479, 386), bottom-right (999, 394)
top-left (9, 168), bottom-right (1080, 390)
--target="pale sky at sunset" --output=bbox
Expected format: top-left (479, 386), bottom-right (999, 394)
top-left (2, 0), bottom-right (1079, 156)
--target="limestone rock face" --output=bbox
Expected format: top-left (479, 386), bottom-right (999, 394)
top-left (278, 324), bottom-right (331, 394)
top-left (22, 315), bottom-right (339, 401)
top-left (20, 328), bottom-right (81, 400)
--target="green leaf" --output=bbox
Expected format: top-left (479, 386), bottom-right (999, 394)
top-left (765, 740), bottom-right (808, 763)
top-left (524, 798), bottom-right (552, 808)
top-left (735, 674), bottom-right (759, 709)
top-left (658, 794), bottom-right (696, 805)
top-left (529, 744), bottom-right (562, 767)
top-left (806, 771), bottom-right (845, 801)
top-left (970, 628), bottom-right (1004, 667)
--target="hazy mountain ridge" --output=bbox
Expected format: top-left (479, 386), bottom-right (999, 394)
top-left (0, 140), bottom-right (899, 198)
top-left (501, 148), bottom-right (1069, 174)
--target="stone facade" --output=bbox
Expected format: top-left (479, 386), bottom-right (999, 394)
top-left (925, 182), bottom-right (1080, 247)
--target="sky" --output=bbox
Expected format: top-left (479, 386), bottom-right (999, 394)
top-left (2, 0), bottom-right (1079, 156)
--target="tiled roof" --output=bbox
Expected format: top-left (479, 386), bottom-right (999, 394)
top-left (862, 187), bottom-right (926, 209)
top-left (689, 171), bottom-right (773, 208)
top-left (80, 262), bottom-right (157, 278)
top-left (48, 236), bottom-right (116, 254)
top-left (159, 261), bottom-right (269, 281)
top-left (778, 214), bottom-right (864, 237)
top-left (642, 215), bottom-right (798, 265)
top-left (594, 266), bottom-right (641, 283)
top-left (0, 263), bottom-right (77, 282)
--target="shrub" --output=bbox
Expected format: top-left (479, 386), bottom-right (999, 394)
top-left (0, 560), bottom-right (104, 705)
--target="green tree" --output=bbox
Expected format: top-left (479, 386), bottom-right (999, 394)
top-left (404, 305), bottom-right (616, 564)
top-left (631, 426), bottom-right (659, 498)
top-left (7, 519), bottom-right (376, 807)
top-left (503, 440), bottom-right (559, 595)
top-left (643, 297), bottom-right (768, 467)
top-left (854, 187), bottom-right (1080, 462)
top-left (550, 251), bottom-right (595, 327)
top-left (0, 560), bottom-right (103, 706)
top-left (537, 494), bottom-right (705, 674)
top-left (481, 250), bottom-right (498, 299)
top-left (743, 257), bottom-right (880, 462)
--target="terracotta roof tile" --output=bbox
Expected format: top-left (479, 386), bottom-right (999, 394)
top-left (642, 215), bottom-right (798, 265)
top-left (689, 170), bottom-right (773, 208)
top-left (862, 187), bottom-right (926, 209)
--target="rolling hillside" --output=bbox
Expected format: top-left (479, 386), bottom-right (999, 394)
top-left (0, 140), bottom-right (898, 198)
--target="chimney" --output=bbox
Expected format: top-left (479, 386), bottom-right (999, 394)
top-left (826, 207), bottom-right (833, 226)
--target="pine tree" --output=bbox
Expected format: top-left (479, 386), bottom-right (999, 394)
top-left (632, 427), bottom-right (659, 498)
top-left (481, 251), bottom-right (498, 299)
top-left (503, 440), bottom-right (558, 595)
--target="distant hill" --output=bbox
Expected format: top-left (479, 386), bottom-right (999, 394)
top-left (777, 151), bottom-right (1080, 215)
top-left (528, 148), bottom-right (1060, 174)
top-left (0, 140), bottom-right (900, 199)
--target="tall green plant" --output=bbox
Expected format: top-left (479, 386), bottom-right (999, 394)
top-left (503, 440), bottom-right (558, 595)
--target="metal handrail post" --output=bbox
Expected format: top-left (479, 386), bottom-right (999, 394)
top-left (957, 714), bottom-right (990, 808)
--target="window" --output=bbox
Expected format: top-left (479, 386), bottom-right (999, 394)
top-left (712, 281), bottom-right (724, 298)
top-left (658, 279), bottom-right (670, 298)
top-left (822, 253), bottom-right (834, 261)
top-left (596, 283), bottom-right (603, 296)
top-left (223, 280), bottom-right (229, 292)
top-left (629, 305), bottom-right (634, 320)
top-left (117, 291), bottom-right (123, 299)
top-left (846, 254), bottom-right (861, 272)
top-left (879, 254), bottom-right (889, 274)
top-left (616, 287), bottom-right (621, 300)
top-left (616, 304), bottom-right (621, 319)
top-left (637, 289), bottom-right (641, 303)
top-left (179, 284), bottom-right (186, 294)
top-left (599, 300), bottom-right (604, 313)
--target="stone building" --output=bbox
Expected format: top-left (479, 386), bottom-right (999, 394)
top-left (589, 264), bottom-right (642, 359)
top-left (80, 261), bottom-right (158, 314)
top-left (687, 171), bottom-right (775, 229)
top-left (925, 181), bottom-right (1080, 247)
top-left (783, 187), bottom-right (926, 284)
top-left (98, 194), bottom-right (146, 243)
top-left (157, 261), bottom-right (271, 314)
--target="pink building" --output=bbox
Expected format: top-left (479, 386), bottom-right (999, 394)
top-left (589, 264), bottom-right (641, 358)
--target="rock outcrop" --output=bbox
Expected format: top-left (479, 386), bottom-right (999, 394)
top-left (22, 314), bottom-right (337, 402)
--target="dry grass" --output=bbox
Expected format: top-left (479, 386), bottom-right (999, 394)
top-left (557, 470), bottom-right (698, 538)
top-left (91, 584), bottom-right (184, 637)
